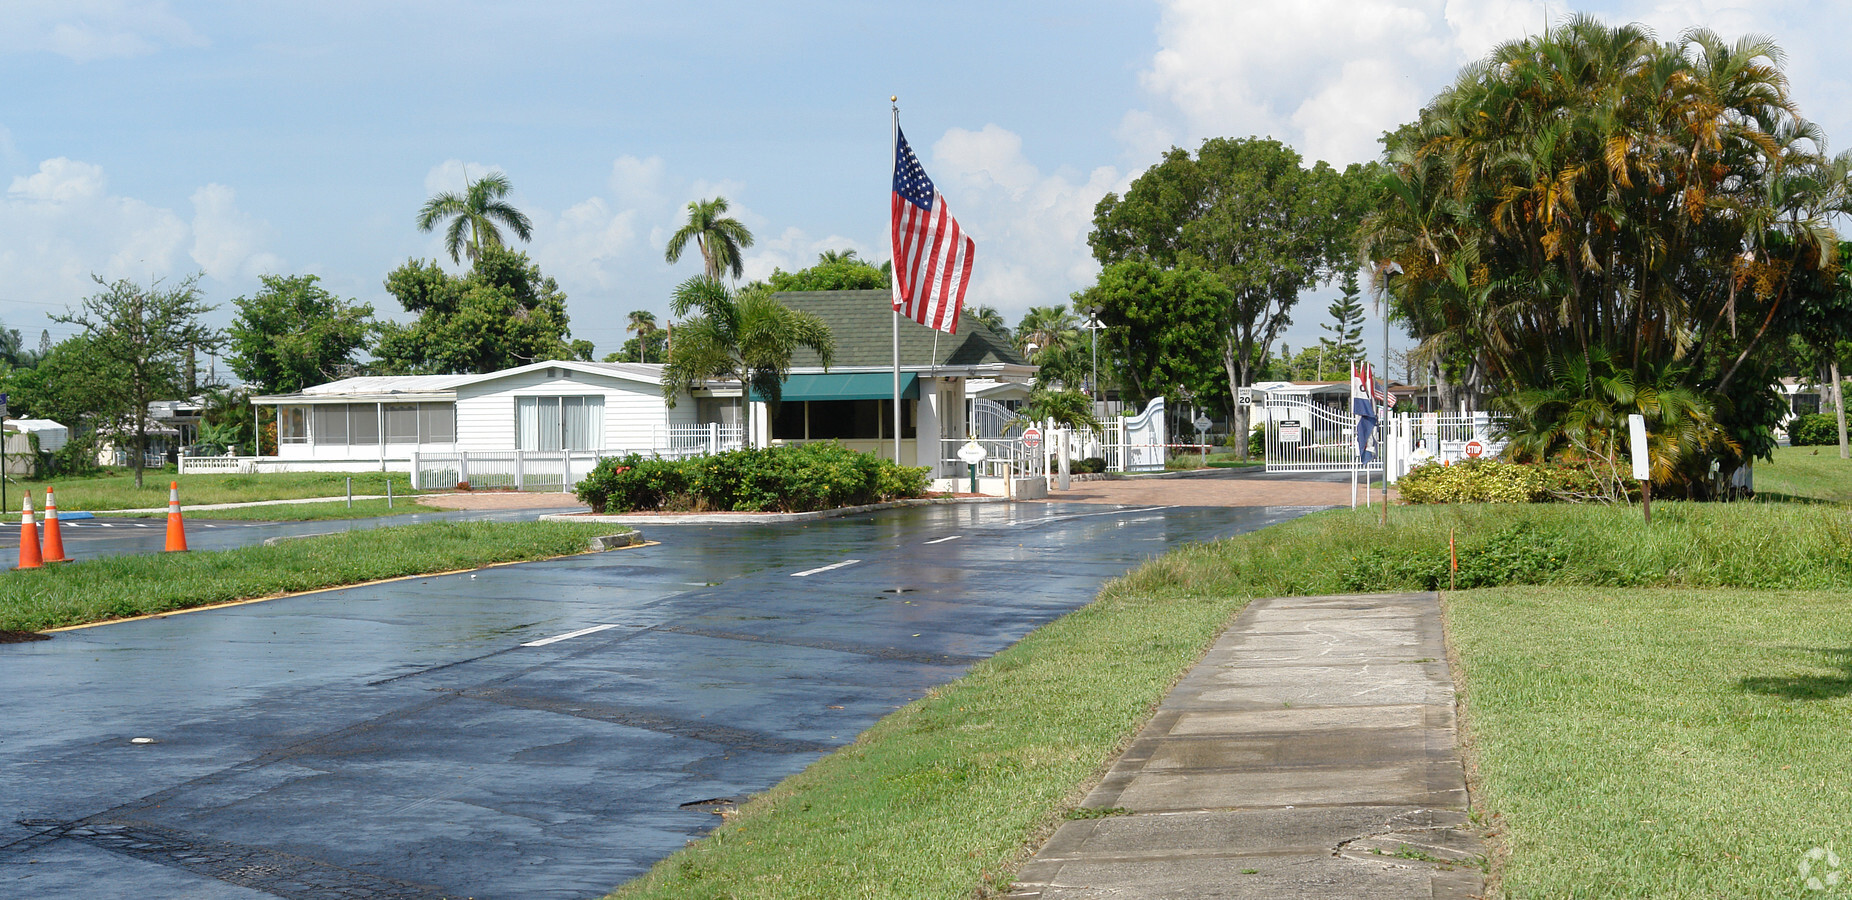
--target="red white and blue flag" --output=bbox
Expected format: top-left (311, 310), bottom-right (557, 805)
top-left (891, 127), bottom-right (974, 334)
top-left (1352, 362), bottom-right (1380, 464)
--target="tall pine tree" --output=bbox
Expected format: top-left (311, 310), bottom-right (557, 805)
top-left (1319, 269), bottom-right (1366, 372)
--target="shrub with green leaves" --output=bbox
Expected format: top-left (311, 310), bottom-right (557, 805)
top-left (1396, 459), bottom-right (1617, 504)
top-left (575, 442), bottom-right (929, 513)
top-left (1789, 412), bottom-right (1840, 446)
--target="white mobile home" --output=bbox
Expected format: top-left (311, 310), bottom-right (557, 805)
top-left (244, 360), bottom-right (737, 486)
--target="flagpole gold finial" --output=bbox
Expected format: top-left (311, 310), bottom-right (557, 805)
top-left (890, 95), bottom-right (898, 103)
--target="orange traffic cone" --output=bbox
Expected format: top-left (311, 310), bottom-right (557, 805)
top-left (41, 486), bottom-right (70, 563)
top-left (164, 481), bottom-right (188, 553)
top-left (17, 495), bottom-right (42, 570)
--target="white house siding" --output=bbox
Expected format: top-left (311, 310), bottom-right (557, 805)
top-left (452, 367), bottom-right (679, 453)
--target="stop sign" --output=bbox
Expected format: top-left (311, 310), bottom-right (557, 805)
top-left (1464, 440), bottom-right (1485, 459)
top-left (1021, 427), bottom-right (1042, 449)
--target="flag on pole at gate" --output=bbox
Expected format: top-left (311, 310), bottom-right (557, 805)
top-left (891, 127), bottom-right (974, 334)
top-left (1352, 362), bottom-right (1379, 464)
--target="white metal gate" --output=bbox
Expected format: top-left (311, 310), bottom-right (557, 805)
top-left (1263, 395), bottom-right (1381, 475)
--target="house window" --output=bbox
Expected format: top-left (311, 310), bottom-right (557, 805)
top-left (384, 405), bottom-right (419, 443)
top-left (420, 403), bottom-right (456, 442)
top-left (516, 396), bottom-right (603, 451)
top-left (313, 405), bottom-right (348, 444)
top-left (771, 400), bottom-right (916, 440)
top-left (350, 404), bottom-right (379, 445)
top-left (279, 406), bottom-right (308, 444)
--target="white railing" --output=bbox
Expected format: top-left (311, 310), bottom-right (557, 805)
top-left (660, 423), bottom-right (744, 457)
top-left (408, 426), bottom-right (747, 492)
top-left (177, 455), bottom-right (258, 474)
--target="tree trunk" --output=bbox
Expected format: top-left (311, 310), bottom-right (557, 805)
top-left (1224, 340), bottom-right (1251, 461)
top-left (1833, 360), bottom-right (1848, 460)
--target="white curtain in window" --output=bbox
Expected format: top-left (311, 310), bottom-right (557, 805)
top-left (563, 396), bottom-right (603, 450)
top-left (516, 397), bottom-right (541, 450)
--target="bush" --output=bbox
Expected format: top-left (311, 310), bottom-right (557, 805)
top-left (574, 442), bottom-right (929, 514)
top-left (1073, 457), bottom-right (1107, 474)
top-left (1396, 459), bottom-right (1620, 504)
top-left (1790, 412), bottom-right (1840, 446)
top-left (47, 432), bottom-right (104, 479)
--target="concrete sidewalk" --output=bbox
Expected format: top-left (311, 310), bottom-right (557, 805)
top-left (1009, 592), bottom-right (1484, 899)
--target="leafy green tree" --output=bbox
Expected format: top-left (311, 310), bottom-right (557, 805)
top-left (665, 197), bottom-right (755, 281)
top-left (604, 330), bottom-right (668, 364)
top-left (969, 305), bottom-right (1010, 344)
top-left (1014, 304), bottom-right (1086, 390)
top-left (1075, 261), bottom-right (1230, 415)
top-left (227, 274), bottom-right (375, 393)
top-left (373, 247), bottom-right (593, 374)
top-left (1015, 388), bottom-right (1100, 432)
top-left (1091, 137), bottom-right (1378, 453)
top-left (52, 275), bottom-right (222, 487)
top-left (1319, 270), bottom-right (1366, 369)
top-left (660, 277), bottom-right (834, 447)
top-left (5, 334), bottom-right (130, 432)
top-left (625, 310), bottom-right (660, 363)
top-left (761, 251), bottom-right (891, 291)
top-left (1366, 16), bottom-right (1844, 487)
top-left (417, 172), bottom-right (534, 265)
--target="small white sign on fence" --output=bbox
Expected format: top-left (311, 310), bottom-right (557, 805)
top-left (1277, 420), bottom-right (1303, 443)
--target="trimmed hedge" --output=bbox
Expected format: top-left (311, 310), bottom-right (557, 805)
top-left (1790, 412), bottom-right (1841, 446)
top-left (1396, 458), bottom-right (1617, 504)
top-left (575, 442), bottom-right (930, 514)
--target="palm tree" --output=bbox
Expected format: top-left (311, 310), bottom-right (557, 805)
top-left (816, 249), bottom-right (860, 265)
top-left (417, 172), bottom-right (534, 265)
top-left (970, 305), bottom-right (1010, 342)
top-left (665, 197), bottom-right (755, 281)
top-left (625, 310), bottom-right (659, 363)
top-left (660, 277), bottom-right (834, 447)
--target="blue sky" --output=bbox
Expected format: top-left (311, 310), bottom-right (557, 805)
top-left (1, 1), bottom-right (1846, 373)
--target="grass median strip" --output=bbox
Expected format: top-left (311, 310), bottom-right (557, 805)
top-left (116, 498), bottom-right (435, 521)
top-left (0, 520), bottom-right (624, 633)
top-left (25, 470), bottom-right (421, 511)
top-left (605, 500), bottom-right (1851, 899)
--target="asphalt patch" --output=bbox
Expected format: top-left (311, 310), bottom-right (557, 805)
top-left (0, 630), bottom-right (50, 643)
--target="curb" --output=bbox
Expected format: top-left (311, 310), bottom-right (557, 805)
top-left (542, 495), bottom-right (1008, 526)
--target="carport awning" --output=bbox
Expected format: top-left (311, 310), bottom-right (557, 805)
top-left (751, 373), bottom-right (920, 402)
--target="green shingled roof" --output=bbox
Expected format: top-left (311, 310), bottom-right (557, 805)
top-left (771, 290), bottom-right (1027, 370)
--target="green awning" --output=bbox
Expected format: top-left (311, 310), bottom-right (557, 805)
top-left (751, 373), bottom-right (920, 402)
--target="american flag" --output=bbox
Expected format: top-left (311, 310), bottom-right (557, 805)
top-left (891, 127), bottom-right (974, 334)
top-left (1352, 362), bottom-right (1379, 465)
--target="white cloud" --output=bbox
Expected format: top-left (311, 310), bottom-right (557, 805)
top-left (739, 227), bottom-right (870, 283)
top-left (929, 125), bottom-right (1123, 319)
top-left (1136, 0), bottom-right (1551, 165)
top-left (0, 157), bottom-right (190, 305)
top-left (189, 183), bottom-right (282, 280)
top-left (0, 0), bottom-right (207, 62)
top-left (422, 159), bottom-right (505, 196)
top-left (526, 196), bottom-right (640, 291)
top-left (608, 155), bottom-right (665, 209)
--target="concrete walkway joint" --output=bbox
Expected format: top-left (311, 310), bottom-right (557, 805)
top-left (1009, 592), bottom-right (1484, 899)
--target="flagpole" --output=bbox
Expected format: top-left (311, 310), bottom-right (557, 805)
top-left (891, 97), bottom-right (902, 463)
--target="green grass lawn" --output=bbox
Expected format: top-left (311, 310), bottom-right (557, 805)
top-left (11, 469), bottom-right (419, 511)
top-left (1, 520), bottom-right (623, 632)
top-left (1754, 444), bottom-right (1852, 504)
top-left (115, 498), bottom-right (435, 521)
top-left (1448, 586), bottom-right (1852, 897)
top-left (600, 501), bottom-right (1852, 899)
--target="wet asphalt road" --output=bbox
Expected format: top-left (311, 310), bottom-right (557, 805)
top-left (0, 500), bottom-right (1327, 900)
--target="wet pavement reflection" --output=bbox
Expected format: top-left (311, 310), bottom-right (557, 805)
top-left (0, 501), bottom-right (1325, 900)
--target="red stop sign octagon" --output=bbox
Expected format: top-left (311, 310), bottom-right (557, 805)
top-left (1464, 440), bottom-right (1486, 459)
top-left (1022, 427), bottom-right (1043, 449)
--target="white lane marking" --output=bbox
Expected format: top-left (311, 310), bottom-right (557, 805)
top-left (521, 623), bottom-right (624, 647)
top-left (791, 559), bottom-right (860, 577)
top-left (923, 535), bottom-right (962, 545)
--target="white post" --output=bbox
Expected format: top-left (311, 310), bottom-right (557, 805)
top-left (562, 449), bottom-right (571, 493)
top-left (1057, 428), bottom-right (1071, 491)
top-left (515, 450), bottom-right (525, 491)
top-left (458, 451), bottom-right (469, 488)
top-left (410, 451), bottom-right (420, 490)
top-left (708, 421), bottom-right (718, 455)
